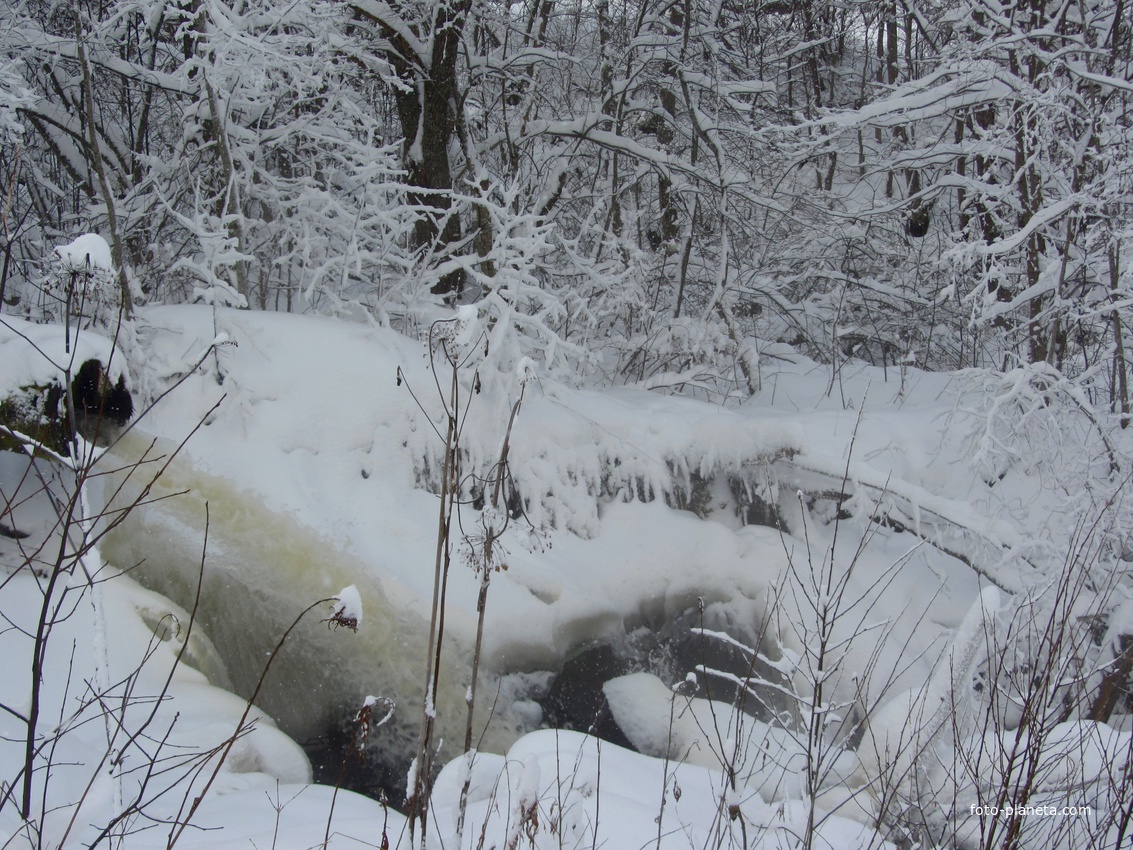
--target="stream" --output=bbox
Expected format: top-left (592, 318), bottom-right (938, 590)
top-left (96, 433), bottom-right (783, 803)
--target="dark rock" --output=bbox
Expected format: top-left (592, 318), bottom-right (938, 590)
top-left (72, 359), bottom-right (134, 427)
top-left (540, 643), bottom-right (636, 749)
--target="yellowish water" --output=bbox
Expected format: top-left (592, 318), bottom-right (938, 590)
top-left (96, 432), bottom-right (525, 787)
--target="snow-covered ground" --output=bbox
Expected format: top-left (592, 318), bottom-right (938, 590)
top-left (2, 304), bottom-right (1129, 849)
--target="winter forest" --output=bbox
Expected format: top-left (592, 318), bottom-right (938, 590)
top-left (2, 0), bottom-right (1133, 848)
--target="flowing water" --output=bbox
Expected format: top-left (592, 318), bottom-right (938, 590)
top-left (95, 433), bottom-right (787, 803)
top-left (96, 433), bottom-right (529, 800)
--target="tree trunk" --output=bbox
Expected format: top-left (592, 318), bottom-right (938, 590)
top-left (379, 0), bottom-right (470, 301)
top-left (76, 21), bottom-right (132, 318)
top-left (1090, 635), bottom-right (1133, 722)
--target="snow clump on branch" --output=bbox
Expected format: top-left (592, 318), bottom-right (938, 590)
top-left (328, 586), bottom-right (363, 632)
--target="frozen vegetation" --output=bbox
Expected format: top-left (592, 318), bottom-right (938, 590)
top-left (2, 0), bottom-right (1132, 846)
top-left (3, 297), bottom-right (1133, 849)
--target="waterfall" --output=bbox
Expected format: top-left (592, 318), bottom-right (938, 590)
top-left (96, 432), bottom-right (529, 799)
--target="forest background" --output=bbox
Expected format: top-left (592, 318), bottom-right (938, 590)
top-left (1, 0), bottom-right (1129, 393)
top-left (3, 2), bottom-right (1133, 848)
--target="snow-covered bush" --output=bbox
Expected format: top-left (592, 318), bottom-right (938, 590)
top-left (40, 235), bottom-right (120, 329)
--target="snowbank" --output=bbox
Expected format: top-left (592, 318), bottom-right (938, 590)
top-left (0, 317), bottom-right (127, 398)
